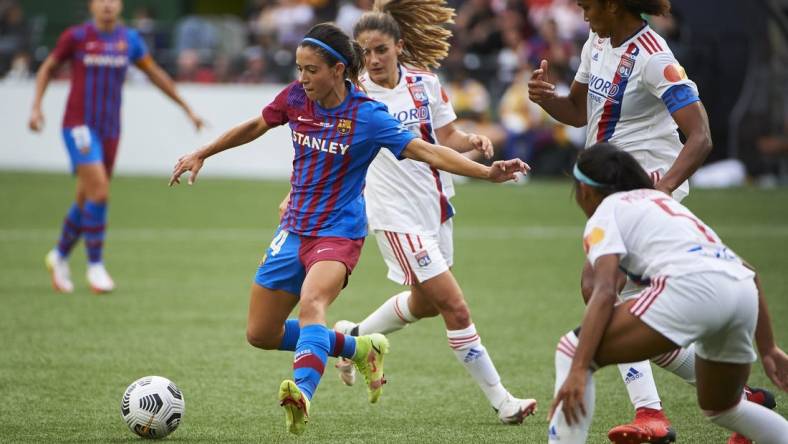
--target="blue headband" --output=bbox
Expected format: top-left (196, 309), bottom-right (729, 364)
top-left (301, 37), bottom-right (348, 66)
top-left (573, 163), bottom-right (605, 187)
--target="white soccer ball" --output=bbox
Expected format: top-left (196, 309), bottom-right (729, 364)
top-left (120, 376), bottom-right (185, 439)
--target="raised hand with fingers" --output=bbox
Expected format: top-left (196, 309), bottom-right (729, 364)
top-left (469, 133), bottom-right (494, 159)
top-left (487, 158), bottom-right (530, 183)
top-left (169, 151), bottom-right (205, 186)
top-left (528, 59), bottom-right (556, 104)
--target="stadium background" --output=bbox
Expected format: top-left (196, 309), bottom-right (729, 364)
top-left (0, 0), bottom-right (787, 442)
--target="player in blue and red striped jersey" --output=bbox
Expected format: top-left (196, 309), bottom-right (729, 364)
top-left (169, 22), bottom-right (529, 435)
top-left (29, 0), bottom-right (203, 294)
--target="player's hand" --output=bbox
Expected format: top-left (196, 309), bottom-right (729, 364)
top-left (169, 151), bottom-right (204, 186)
top-left (548, 369), bottom-right (588, 426)
top-left (188, 110), bottom-right (206, 131)
top-left (528, 59), bottom-right (556, 105)
top-left (469, 133), bottom-right (493, 159)
top-left (29, 107), bottom-right (44, 132)
top-left (486, 158), bottom-right (530, 183)
top-left (761, 346), bottom-right (788, 392)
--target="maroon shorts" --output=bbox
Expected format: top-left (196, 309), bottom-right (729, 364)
top-left (298, 235), bottom-right (364, 280)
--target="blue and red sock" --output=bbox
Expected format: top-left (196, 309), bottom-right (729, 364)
top-left (278, 319), bottom-right (355, 359)
top-left (56, 202), bottom-right (82, 258)
top-left (293, 324), bottom-right (329, 400)
top-left (82, 200), bottom-right (107, 264)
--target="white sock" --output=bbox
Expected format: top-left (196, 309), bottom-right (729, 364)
top-left (706, 400), bottom-right (788, 444)
top-left (618, 360), bottom-right (662, 411)
top-left (357, 291), bottom-right (417, 335)
top-left (652, 344), bottom-right (696, 385)
top-left (549, 330), bottom-right (595, 443)
top-left (447, 324), bottom-right (509, 409)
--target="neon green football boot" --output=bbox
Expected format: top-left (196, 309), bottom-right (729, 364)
top-left (351, 333), bottom-right (390, 403)
top-left (278, 379), bottom-right (310, 435)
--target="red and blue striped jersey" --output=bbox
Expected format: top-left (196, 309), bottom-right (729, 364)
top-left (52, 22), bottom-right (148, 139)
top-left (263, 81), bottom-right (416, 239)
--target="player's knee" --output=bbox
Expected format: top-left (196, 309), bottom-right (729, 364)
top-left (246, 329), bottom-right (279, 350)
top-left (443, 300), bottom-right (471, 328)
top-left (85, 182), bottom-right (110, 202)
top-left (297, 295), bottom-right (327, 323)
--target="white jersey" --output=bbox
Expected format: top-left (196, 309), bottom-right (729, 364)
top-left (583, 189), bottom-right (754, 283)
top-left (576, 24), bottom-right (700, 198)
top-left (362, 65), bottom-right (458, 234)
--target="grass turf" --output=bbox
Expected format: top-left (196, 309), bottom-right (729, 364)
top-left (0, 171), bottom-right (786, 443)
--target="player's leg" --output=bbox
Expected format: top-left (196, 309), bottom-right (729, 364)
top-left (47, 126), bottom-right (104, 292)
top-left (74, 132), bottom-right (114, 293)
top-left (691, 276), bottom-right (788, 443)
top-left (549, 300), bottom-right (679, 443)
top-left (697, 358), bottom-right (788, 444)
top-left (582, 261), bottom-right (679, 440)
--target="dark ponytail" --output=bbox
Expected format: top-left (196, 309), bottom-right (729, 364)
top-left (300, 23), bottom-right (364, 88)
top-left (575, 143), bottom-right (654, 195)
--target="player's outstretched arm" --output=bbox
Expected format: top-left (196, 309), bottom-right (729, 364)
top-left (28, 55), bottom-right (60, 132)
top-left (136, 56), bottom-right (205, 131)
top-left (435, 122), bottom-right (493, 159)
top-left (402, 138), bottom-right (529, 182)
top-left (549, 254), bottom-right (620, 424)
top-left (742, 262), bottom-right (788, 392)
top-left (169, 116), bottom-right (269, 186)
top-left (528, 60), bottom-right (588, 128)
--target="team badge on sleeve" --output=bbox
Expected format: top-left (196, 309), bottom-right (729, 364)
top-left (663, 63), bottom-right (687, 83)
top-left (415, 250), bottom-right (432, 267)
top-left (583, 227), bottom-right (606, 253)
top-left (337, 119), bottom-right (353, 135)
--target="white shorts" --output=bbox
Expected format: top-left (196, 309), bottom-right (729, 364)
top-left (373, 219), bottom-right (454, 285)
top-left (629, 272), bottom-right (758, 364)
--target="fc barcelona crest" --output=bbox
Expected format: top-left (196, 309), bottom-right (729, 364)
top-left (337, 119), bottom-right (353, 135)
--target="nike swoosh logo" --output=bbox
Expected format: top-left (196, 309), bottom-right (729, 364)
top-left (297, 116), bottom-right (334, 128)
top-left (316, 248), bottom-right (333, 254)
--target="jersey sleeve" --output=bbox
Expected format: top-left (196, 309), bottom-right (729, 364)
top-left (428, 76), bottom-right (457, 129)
top-left (642, 52), bottom-right (700, 113)
top-left (369, 102), bottom-right (417, 159)
top-left (573, 33), bottom-right (593, 84)
top-left (262, 83), bottom-right (296, 127)
top-left (583, 201), bottom-right (627, 267)
top-left (126, 29), bottom-right (149, 63)
top-left (51, 28), bottom-right (77, 63)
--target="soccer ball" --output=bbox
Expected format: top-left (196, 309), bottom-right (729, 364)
top-left (120, 376), bottom-right (185, 439)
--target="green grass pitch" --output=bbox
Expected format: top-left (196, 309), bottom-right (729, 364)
top-left (0, 171), bottom-right (786, 443)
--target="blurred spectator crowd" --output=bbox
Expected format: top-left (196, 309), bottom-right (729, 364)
top-left (2, 0), bottom-right (785, 180)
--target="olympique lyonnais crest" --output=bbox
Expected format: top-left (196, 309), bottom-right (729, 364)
top-left (618, 55), bottom-right (635, 78)
top-left (337, 119), bottom-right (353, 135)
top-left (415, 250), bottom-right (432, 267)
top-left (407, 83), bottom-right (428, 102)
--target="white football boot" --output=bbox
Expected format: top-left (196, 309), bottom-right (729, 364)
top-left (87, 262), bottom-right (115, 294)
top-left (45, 249), bottom-right (74, 293)
top-left (496, 394), bottom-right (537, 425)
top-left (333, 320), bottom-right (358, 386)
